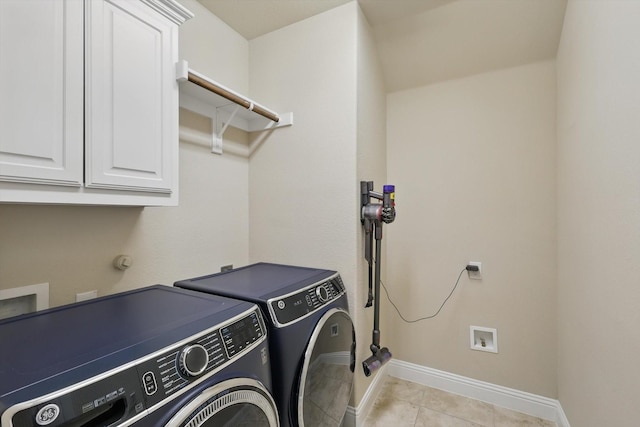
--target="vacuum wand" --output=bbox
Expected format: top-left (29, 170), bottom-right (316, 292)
top-left (363, 217), bottom-right (374, 308)
top-left (361, 182), bottom-right (396, 377)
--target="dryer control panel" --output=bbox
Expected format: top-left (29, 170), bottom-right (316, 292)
top-left (137, 308), bottom-right (266, 410)
top-left (268, 274), bottom-right (345, 327)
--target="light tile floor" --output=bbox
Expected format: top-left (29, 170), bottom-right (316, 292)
top-left (363, 376), bottom-right (557, 427)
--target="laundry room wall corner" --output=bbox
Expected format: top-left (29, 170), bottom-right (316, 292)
top-left (354, 2), bottom-right (389, 411)
top-left (248, 1), bottom-right (384, 414)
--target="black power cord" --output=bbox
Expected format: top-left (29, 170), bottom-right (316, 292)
top-left (381, 265), bottom-right (475, 323)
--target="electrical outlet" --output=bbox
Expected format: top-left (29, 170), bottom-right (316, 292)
top-left (76, 290), bottom-right (98, 302)
top-left (467, 261), bottom-right (482, 280)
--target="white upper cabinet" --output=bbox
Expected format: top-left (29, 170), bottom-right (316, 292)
top-left (86, 0), bottom-right (175, 193)
top-left (0, 0), bottom-right (84, 187)
top-left (0, 0), bottom-right (192, 205)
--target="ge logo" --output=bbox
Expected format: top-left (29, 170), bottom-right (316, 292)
top-left (35, 404), bottom-right (60, 425)
top-left (277, 300), bottom-right (285, 309)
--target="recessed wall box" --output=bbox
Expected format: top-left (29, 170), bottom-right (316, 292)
top-left (470, 325), bottom-right (498, 353)
top-left (0, 283), bottom-right (49, 320)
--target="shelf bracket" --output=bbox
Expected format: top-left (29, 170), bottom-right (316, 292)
top-left (212, 105), bottom-right (241, 154)
top-left (176, 60), bottom-right (294, 156)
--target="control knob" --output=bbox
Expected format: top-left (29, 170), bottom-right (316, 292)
top-left (315, 286), bottom-right (329, 303)
top-left (179, 344), bottom-right (209, 377)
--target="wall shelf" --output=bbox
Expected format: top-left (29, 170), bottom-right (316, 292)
top-left (176, 60), bottom-right (293, 154)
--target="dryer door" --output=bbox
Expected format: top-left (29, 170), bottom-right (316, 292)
top-left (165, 378), bottom-right (278, 427)
top-left (297, 308), bottom-right (356, 427)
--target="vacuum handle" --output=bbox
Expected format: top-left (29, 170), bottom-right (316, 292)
top-left (382, 185), bottom-right (396, 224)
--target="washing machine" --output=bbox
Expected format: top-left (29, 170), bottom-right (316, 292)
top-left (0, 285), bottom-right (279, 427)
top-left (175, 262), bottom-right (356, 427)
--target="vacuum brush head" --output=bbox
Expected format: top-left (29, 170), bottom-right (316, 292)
top-left (362, 347), bottom-right (392, 377)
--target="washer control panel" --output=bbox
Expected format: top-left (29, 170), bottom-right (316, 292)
top-left (10, 368), bottom-right (145, 427)
top-left (269, 274), bottom-right (345, 326)
top-left (137, 308), bottom-right (266, 409)
top-left (7, 308), bottom-right (266, 427)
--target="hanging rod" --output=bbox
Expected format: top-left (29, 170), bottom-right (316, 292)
top-left (176, 61), bottom-right (280, 123)
top-left (187, 72), bottom-right (279, 123)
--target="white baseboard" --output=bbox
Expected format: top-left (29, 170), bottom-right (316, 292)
top-left (342, 363), bottom-right (388, 427)
top-left (346, 359), bottom-right (570, 427)
top-left (555, 403), bottom-right (571, 427)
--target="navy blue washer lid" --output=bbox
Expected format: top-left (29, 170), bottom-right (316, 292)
top-left (174, 262), bottom-right (337, 302)
top-left (0, 285), bottom-right (254, 400)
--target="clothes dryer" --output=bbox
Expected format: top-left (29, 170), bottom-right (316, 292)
top-left (175, 262), bottom-right (355, 427)
top-left (0, 285), bottom-right (278, 427)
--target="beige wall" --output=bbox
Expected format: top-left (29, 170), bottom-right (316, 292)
top-left (557, 1), bottom-right (640, 425)
top-left (0, 0), bottom-right (251, 306)
top-left (247, 2), bottom-right (357, 273)
top-left (386, 61), bottom-right (557, 398)
top-left (248, 2), bottom-right (389, 406)
top-left (179, 0), bottom-right (248, 92)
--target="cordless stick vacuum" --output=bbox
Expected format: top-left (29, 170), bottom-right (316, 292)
top-left (360, 181), bottom-right (396, 377)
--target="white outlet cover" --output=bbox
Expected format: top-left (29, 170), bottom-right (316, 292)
top-left (76, 290), bottom-right (98, 302)
top-left (467, 261), bottom-right (482, 280)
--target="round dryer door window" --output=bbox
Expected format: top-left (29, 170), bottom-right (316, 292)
top-left (298, 308), bottom-right (356, 427)
top-left (166, 379), bottom-right (279, 427)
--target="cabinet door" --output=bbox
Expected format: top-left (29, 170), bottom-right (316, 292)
top-left (0, 0), bottom-right (83, 186)
top-left (85, 0), bottom-right (177, 193)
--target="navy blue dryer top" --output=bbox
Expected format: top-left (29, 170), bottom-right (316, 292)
top-left (175, 262), bottom-right (355, 427)
top-left (177, 262), bottom-right (336, 301)
top-left (0, 285), bottom-right (265, 426)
